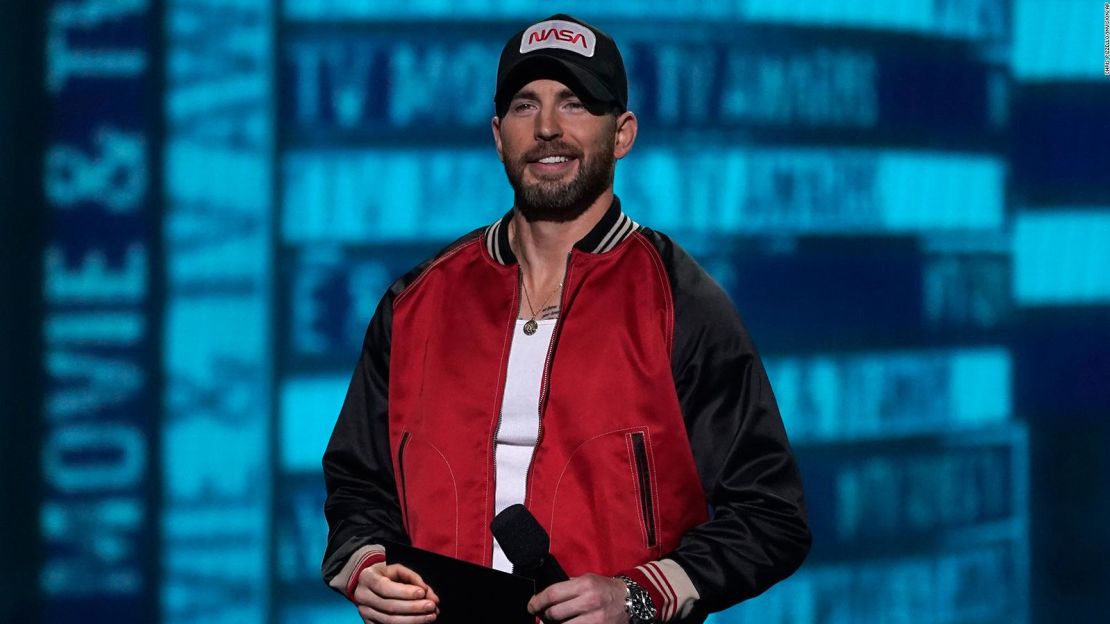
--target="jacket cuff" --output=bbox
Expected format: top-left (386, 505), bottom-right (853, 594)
top-left (618, 559), bottom-right (701, 621)
top-left (329, 545), bottom-right (387, 601)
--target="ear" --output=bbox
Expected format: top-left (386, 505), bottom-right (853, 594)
top-left (491, 116), bottom-right (504, 162)
top-left (613, 111), bottom-right (638, 160)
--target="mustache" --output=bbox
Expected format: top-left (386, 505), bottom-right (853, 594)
top-left (522, 142), bottom-right (582, 162)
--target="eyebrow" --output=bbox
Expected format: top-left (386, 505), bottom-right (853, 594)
top-left (511, 87), bottom-right (580, 102)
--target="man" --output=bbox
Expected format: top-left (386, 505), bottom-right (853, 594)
top-left (322, 14), bottom-right (810, 624)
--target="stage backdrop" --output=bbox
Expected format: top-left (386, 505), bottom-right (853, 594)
top-left (24, 1), bottom-right (1110, 623)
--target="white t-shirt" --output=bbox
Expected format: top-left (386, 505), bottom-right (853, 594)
top-left (491, 318), bottom-right (556, 572)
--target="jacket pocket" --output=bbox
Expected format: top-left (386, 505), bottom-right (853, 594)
top-left (397, 430), bottom-right (412, 533)
top-left (549, 428), bottom-right (662, 574)
top-left (393, 431), bottom-right (459, 557)
top-left (628, 431), bottom-right (657, 548)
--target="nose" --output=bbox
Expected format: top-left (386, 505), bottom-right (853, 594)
top-left (534, 106), bottom-right (562, 141)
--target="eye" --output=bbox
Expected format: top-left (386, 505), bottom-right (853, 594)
top-left (564, 99), bottom-right (586, 111)
top-left (511, 101), bottom-right (536, 113)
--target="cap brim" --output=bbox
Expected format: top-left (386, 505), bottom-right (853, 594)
top-left (494, 55), bottom-right (619, 116)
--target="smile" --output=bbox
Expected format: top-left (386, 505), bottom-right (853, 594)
top-left (527, 155), bottom-right (578, 177)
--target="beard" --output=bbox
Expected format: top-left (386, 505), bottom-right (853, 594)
top-left (503, 133), bottom-right (616, 223)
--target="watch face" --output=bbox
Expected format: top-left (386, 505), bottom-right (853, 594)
top-left (628, 586), bottom-right (656, 621)
top-left (618, 575), bottom-right (657, 622)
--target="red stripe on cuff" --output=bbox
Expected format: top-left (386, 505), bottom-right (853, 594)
top-left (346, 550), bottom-right (387, 601)
top-left (617, 567), bottom-right (665, 620)
top-left (642, 562), bottom-right (678, 620)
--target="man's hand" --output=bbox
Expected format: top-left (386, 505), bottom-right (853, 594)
top-left (351, 561), bottom-right (440, 624)
top-left (527, 574), bottom-right (629, 624)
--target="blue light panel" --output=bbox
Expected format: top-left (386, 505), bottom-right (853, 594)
top-left (283, 148), bottom-right (1004, 242)
top-left (283, 0), bottom-right (1007, 42)
top-left (1014, 210), bottom-right (1110, 305)
top-left (1012, 0), bottom-right (1106, 80)
top-left (768, 348), bottom-right (1011, 443)
top-left (280, 376), bottom-right (349, 472)
top-left (162, 1), bottom-right (275, 622)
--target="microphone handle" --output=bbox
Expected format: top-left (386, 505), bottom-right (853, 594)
top-left (524, 555), bottom-right (569, 591)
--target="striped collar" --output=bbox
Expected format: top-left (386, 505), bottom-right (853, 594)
top-left (483, 196), bottom-right (641, 266)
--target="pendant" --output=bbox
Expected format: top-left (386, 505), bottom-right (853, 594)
top-left (523, 319), bottom-right (538, 335)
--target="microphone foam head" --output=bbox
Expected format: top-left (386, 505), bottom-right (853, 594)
top-left (490, 504), bottom-right (550, 567)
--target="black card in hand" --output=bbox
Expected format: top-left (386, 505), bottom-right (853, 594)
top-left (382, 540), bottom-right (536, 624)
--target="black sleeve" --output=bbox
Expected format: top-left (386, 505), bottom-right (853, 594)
top-left (649, 231), bottom-right (812, 614)
top-left (320, 289), bottom-right (408, 590)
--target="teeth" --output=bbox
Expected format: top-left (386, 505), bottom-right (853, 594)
top-left (538, 156), bottom-right (570, 164)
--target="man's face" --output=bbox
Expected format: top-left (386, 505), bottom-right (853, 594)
top-left (493, 79), bottom-right (619, 223)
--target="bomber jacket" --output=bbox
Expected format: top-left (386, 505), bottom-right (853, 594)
top-left (322, 197), bottom-right (811, 622)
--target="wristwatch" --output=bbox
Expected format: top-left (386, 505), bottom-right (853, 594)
top-left (616, 575), bottom-right (657, 624)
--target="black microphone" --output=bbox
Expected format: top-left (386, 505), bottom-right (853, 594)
top-left (490, 504), bottom-right (568, 590)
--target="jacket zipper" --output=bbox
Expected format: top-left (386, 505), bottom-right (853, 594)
top-left (523, 252), bottom-right (573, 504)
top-left (630, 432), bottom-right (657, 547)
top-left (398, 431), bottom-right (412, 533)
top-left (488, 269), bottom-right (524, 564)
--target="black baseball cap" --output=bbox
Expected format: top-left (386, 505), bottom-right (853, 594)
top-left (494, 14), bottom-right (628, 118)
